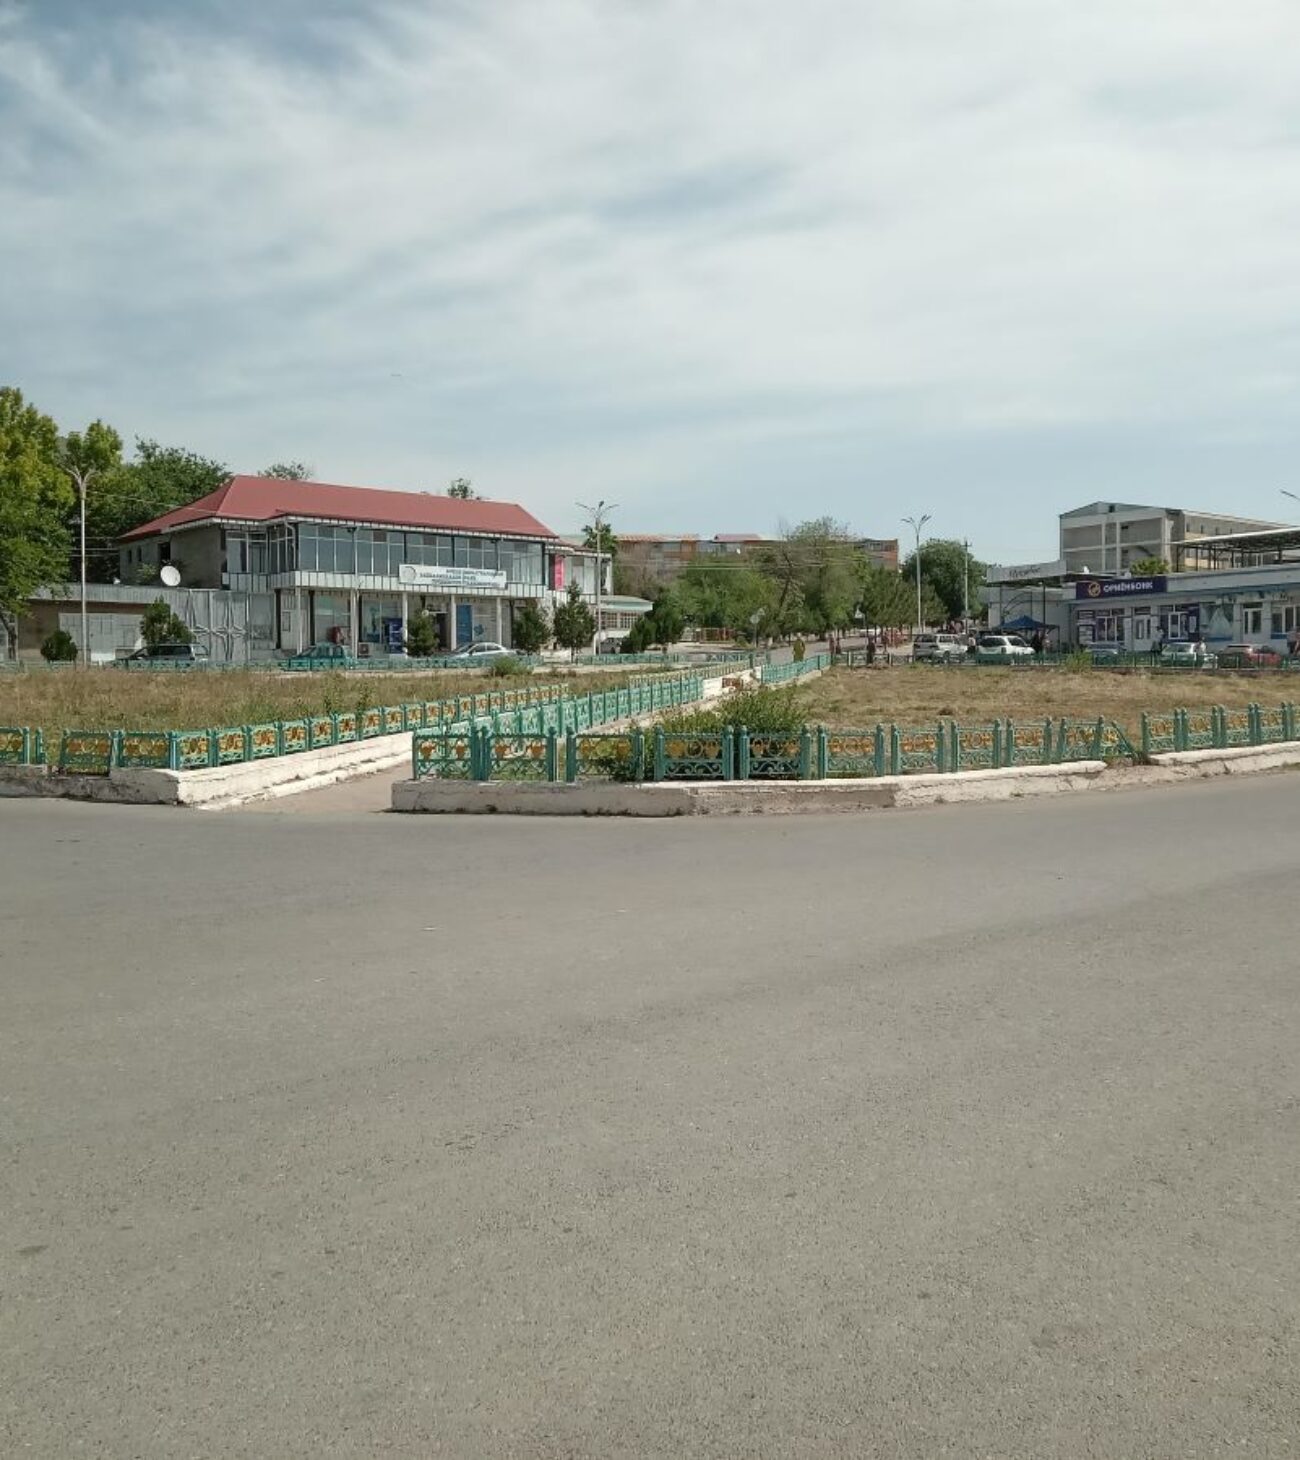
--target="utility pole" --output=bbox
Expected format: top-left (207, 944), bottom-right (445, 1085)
top-left (577, 498), bottom-right (618, 656)
top-left (902, 513), bottom-right (932, 638)
top-left (66, 464), bottom-right (96, 667)
top-left (963, 537), bottom-right (970, 629)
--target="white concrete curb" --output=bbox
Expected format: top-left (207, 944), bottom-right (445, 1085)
top-left (0, 735), bottom-right (413, 809)
top-left (391, 761), bottom-right (1110, 816)
top-left (1146, 742), bottom-right (1300, 778)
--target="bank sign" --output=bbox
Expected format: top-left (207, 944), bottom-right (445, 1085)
top-left (398, 564), bottom-right (508, 591)
top-left (1075, 576), bottom-right (1167, 600)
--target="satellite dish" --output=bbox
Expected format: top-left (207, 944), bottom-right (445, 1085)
top-left (160, 564), bottom-right (181, 587)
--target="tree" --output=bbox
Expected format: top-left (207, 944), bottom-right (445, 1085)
top-left (404, 612), bottom-right (438, 657)
top-left (511, 601), bottom-right (550, 655)
top-left (858, 563), bottom-right (915, 630)
top-left (757, 518), bottom-right (862, 636)
top-left (582, 523), bottom-right (618, 560)
top-left (62, 420), bottom-right (124, 587)
top-left (623, 613), bottom-right (655, 652)
top-left (1129, 556), bottom-right (1170, 577)
top-left (140, 599), bottom-right (193, 649)
top-left (552, 582), bottom-right (595, 658)
top-left (261, 461), bottom-right (311, 480)
top-left (674, 563), bottom-right (777, 640)
top-left (900, 539), bottom-right (987, 623)
top-left (447, 477), bottom-right (477, 499)
top-left (0, 387), bottom-right (75, 652)
top-left (646, 587), bottom-right (685, 651)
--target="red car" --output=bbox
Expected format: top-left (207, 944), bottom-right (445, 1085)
top-left (1216, 643), bottom-right (1283, 669)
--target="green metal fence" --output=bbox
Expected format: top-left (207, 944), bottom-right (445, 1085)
top-left (759, 652), bottom-right (831, 684)
top-left (8, 666), bottom-right (720, 777)
top-left (419, 714), bottom-right (1142, 784)
top-left (1140, 702), bottom-right (1298, 755)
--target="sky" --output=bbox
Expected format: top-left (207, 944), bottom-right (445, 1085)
top-left (3, 0), bottom-right (1300, 562)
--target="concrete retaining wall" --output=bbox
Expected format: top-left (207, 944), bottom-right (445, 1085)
top-left (0, 734), bottom-right (413, 809)
top-left (1146, 741), bottom-right (1300, 778)
top-left (391, 761), bottom-right (1110, 816)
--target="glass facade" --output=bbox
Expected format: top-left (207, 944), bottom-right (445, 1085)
top-left (280, 521), bottom-right (545, 585)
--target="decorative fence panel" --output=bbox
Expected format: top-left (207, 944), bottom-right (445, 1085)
top-left (58, 730), bottom-right (117, 774)
top-left (0, 727), bottom-right (44, 765)
top-left (653, 728), bottom-right (733, 781)
top-left (568, 731), bottom-right (646, 783)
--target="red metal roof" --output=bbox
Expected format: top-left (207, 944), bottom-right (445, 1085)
top-left (120, 476), bottom-right (557, 541)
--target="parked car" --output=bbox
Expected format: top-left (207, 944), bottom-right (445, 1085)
top-left (1215, 643), bottom-right (1282, 669)
top-left (1160, 640), bottom-right (1216, 668)
top-left (121, 642), bottom-right (209, 665)
top-left (1086, 644), bottom-right (1121, 662)
top-left (912, 632), bottom-right (969, 663)
top-left (975, 634), bottom-right (1034, 662)
top-left (451, 641), bottom-right (514, 660)
top-left (283, 643), bottom-right (357, 670)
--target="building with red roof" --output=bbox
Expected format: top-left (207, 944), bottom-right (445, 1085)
top-left (119, 475), bottom-right (600, 656)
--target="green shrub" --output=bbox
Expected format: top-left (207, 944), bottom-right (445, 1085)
top-left (40, 628), bottom-right (79, 662)
top-left (658, 685), bottom-right (805, 735)
top-left (140, 599), bottom-right (193, 649)
top-left (489, 655), bottom-right (524, 677)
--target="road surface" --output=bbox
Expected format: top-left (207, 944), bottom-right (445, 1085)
top-left (2, 778), bottom-right (1298, 1457)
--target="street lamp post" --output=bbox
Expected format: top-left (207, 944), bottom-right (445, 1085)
top-left (902, 514), bottom-right (932, 638)
top-left (963, 538), bottom-right (970, 629)
top-left (576, 498), bottom-right (618, 656)
top-left (66, 464), bottom-right (95, 667)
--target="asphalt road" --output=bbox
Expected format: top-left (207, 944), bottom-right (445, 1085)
top-left (2, 780), bottom-right (1298, 1458)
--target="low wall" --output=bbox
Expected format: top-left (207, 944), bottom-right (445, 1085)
top-left (391, 761), bottom-right (1110, 816)
top-left (0, 734), bottom-right (413, 808)
top-left (1146, 742), bottom-right (1300, 778)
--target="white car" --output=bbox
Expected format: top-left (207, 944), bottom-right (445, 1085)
top-left (451, 641), bottom-right (514, 659)
top-left (912, 632), bottom-right (969, 663)
top-left (975, 633), bottom-right (1035, 662)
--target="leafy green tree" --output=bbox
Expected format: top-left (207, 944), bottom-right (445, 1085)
top-left (900, 539), bottom-right (987, 622)
top-left (1129, 556), bottom-right (1170, 577)
top-left (582, 523), bottom-right (618, 559)
top-left (140, 599), bottom-right (193, 649)
top-left (0, 387), bottom-right (75, 652)
top-left (261, 461), bottom-right (311, 480)
top-left (511, 601), bottom-right (550, 655)
top-left (404, 613), bottom-right (438, 657)
top-left (757, 519), bottom-right (862, 635)
top-left (674, 563), bottom-right (777, 640)
top-left (623, 613), bottom-right (654, 651)
top-left (646, 588), bottom-right (685, 651)
top-left (447, 477), bottom-right (477, 499)
top-left (552, 582), bottom-right (595, 658)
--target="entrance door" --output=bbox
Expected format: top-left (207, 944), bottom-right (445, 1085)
top-left (456, 602), bottom-right (473, 648)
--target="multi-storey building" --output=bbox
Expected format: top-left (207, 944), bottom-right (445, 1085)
top-left (1058, 502), bottom-right (1285, 577)
top-left (118, 475), bottom-right (603, 657)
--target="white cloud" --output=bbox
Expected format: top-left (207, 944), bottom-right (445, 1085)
top-left (3, 0), bottom-right (1300, 555)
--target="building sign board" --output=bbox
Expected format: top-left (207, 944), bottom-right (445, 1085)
top-left (1075, 576), bottom-right (1167, 600)
top-left (987, 558), bottom-right (1067, 584)
top-left (398, 564), bottom-right (507, 591)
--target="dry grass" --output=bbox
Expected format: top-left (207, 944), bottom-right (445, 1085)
top-left (795, 665), bottom-right (1294, 735)
top-left (0, 664), bottom-right (672, 751)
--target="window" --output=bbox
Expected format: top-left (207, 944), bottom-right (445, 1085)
top-left (454, 536), bottom-right (498, 571)
top-left (1159, 610), bottom-right (1190, 640)
top-left (501, 539), bottom-right (543, 584)
top-left (1271, 604), bottom-right (1300, 635)
top-left (1133, 613), bottom-right (1152, 642)
top-left (1242, 602), bottom-right (1263, 635)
